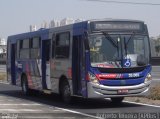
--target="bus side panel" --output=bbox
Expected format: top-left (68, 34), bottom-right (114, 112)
top-left (49, 29), bottom-right (72, 94)
top-left (31, 60), bottom-right (43, 90)
top-left (7, 29), bottom-right (49, 90)
top-left (16, 60), bottom-right (43, 90)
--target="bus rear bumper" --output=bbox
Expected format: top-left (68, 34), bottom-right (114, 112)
top-left (87, 81), bottom-right (151, 98)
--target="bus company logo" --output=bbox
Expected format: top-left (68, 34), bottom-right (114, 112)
top-left (97, 74), bottom-right (117, 79)
top-left (97, 64), bottom-right (114, 68)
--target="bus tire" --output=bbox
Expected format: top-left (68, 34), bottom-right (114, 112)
top-left (61, 80), bottom-right (71, 103)
top-left (111, 97), bottom-right (124, 104)
top-left (21, 75), bottom-right (31, 95)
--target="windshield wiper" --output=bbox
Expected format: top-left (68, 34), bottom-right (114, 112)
top-left (124, 37), bottom-right (127, 56)
top-left (126, 32), bottom-right (135, 45)
top-left (101, 31), bottom-right (122, 66)
top-left (124, 32), bottom-right (135, 56)
top-left (101, 31), bottom-right (118, 48)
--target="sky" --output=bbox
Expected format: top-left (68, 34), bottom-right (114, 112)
top-left (0, 0), bottom-right (160, 39)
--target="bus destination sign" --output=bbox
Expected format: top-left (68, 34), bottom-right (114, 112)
top-left (90, 21), bottom-right (144, 32)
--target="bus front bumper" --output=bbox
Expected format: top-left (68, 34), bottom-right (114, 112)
top-left (87, 81), bottom-right (151, 98)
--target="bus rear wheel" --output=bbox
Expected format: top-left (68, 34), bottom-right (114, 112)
top-left (111, 97), bottom-right (124, 104)
top-left (21, 75), bottom-right (31, 95)
top-left (61, 80), bottom-right (71, 103)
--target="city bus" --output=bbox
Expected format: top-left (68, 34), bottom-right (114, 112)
top-left (7, 19), bottom-right (152, 103)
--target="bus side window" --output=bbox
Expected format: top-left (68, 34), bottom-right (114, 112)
top-left (30, 37), bottom-right (40, 59)
top-left (55, 32), bottom-right (70, 59)
top-left (19, 39), bottom-right (30, 59)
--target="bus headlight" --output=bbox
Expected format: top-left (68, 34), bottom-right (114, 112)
top-left (145, 73), bottom-right (152, 83)
top-left (88, 72), bottom-right (99, 84)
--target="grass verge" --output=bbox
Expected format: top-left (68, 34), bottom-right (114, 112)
top-left (148, 85), bottom-right (160, 100)
top-left (125, 86), bottom-right (160, 105)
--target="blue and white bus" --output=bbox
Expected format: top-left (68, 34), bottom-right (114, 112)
top-left (7, 19), bottom-right (152, 103)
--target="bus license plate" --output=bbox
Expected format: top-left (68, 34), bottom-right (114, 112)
top-left (118, 89), bottom-right (128, 94)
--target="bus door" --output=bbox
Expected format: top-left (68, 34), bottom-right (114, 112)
top-left (41, 39), bottom-right (51, 90)
top-left (10, 43), bottom-right (16, 85)
top-left (72, 35), bottom-right (87, 97)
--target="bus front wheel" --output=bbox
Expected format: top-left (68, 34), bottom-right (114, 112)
top-left (61, 80), bottom-right (71, 103)
top-left (111, 97), bottom-right (124, 104)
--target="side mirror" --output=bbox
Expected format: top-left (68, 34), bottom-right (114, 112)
top-left (137, 54), bottom-right (147, 66)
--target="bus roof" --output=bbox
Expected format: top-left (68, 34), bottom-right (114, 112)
top-left (8, 28), bottom-right (49, 41)
top-left (8, 19), bottom-right (145, 42)
top-left (88, 18), bottom-right (144, 23)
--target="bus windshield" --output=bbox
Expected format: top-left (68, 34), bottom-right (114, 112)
top-left (88, 34), bottom-right (150, 68)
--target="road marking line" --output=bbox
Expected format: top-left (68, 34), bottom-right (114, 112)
top-left (124, 101), bottom-right (160, 108)
top-left (22, 117), bottom-right (75, 119)
top-left (0, 82), bottom-right (9, 85)
top-left (26, 101), bottom-right (101, 119)
top-left (0, 103), bottom-right (41, 106)
top-left (0, 99), bottom-right (22, 102)
top-left (0, 109), bottom-right (43, 112)
top-left (0, 97), bottom-right (20, 102)
top-left (51, 107), bottom-right (100, 119)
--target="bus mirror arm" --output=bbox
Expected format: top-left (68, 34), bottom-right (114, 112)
top-left (84, 31), bottom-right (90, 50)
top-left (84, 31), bottom-right (88, 40)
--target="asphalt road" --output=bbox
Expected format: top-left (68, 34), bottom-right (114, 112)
top-left (0, 65), bottom-right (160, 118)
top-left (0, 83), bottom-right (160, 119)
top-left (0, 83), bottom-right (96, 119)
